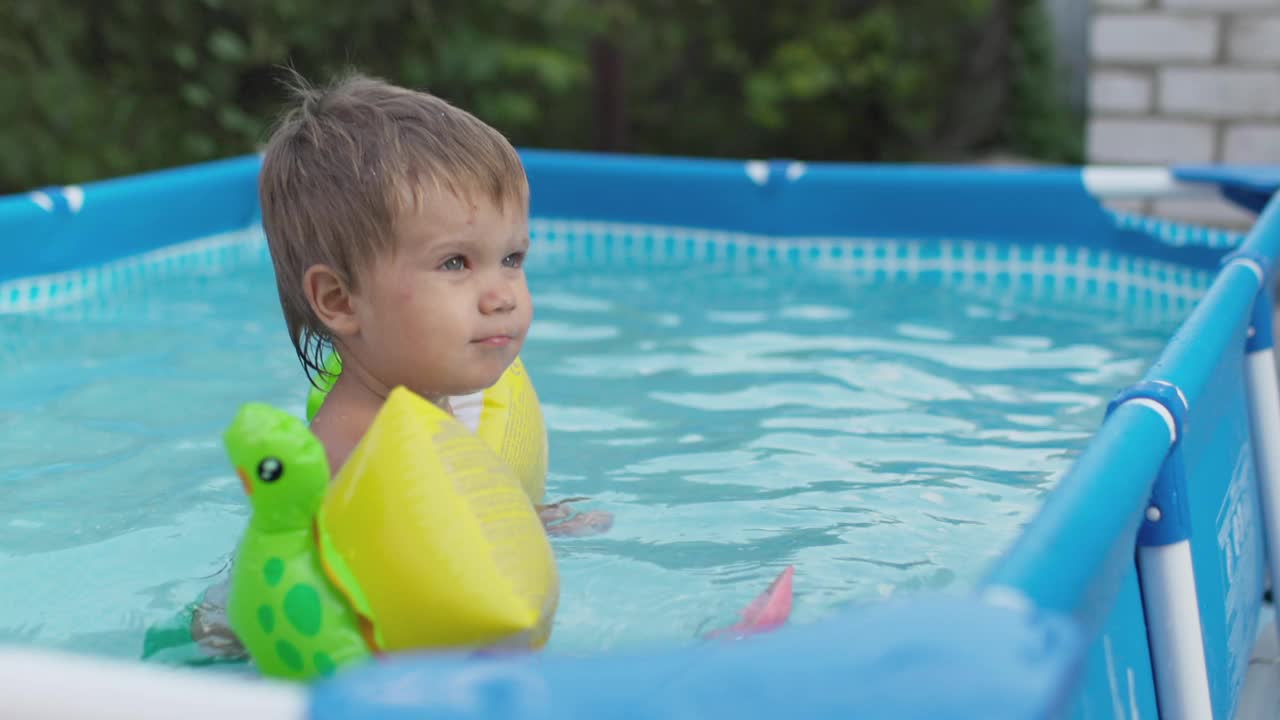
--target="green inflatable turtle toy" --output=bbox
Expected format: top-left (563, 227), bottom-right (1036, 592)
top-left (223, 402), bottom-right (374, 681)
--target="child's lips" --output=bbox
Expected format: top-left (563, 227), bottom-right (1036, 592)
top-left (473, 334), bottom-right (514, 347)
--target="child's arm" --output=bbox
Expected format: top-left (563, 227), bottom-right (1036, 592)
top-left (189, 577), bottom-right (248, 660)
top-left (538, 497), bottom-right (613, 537)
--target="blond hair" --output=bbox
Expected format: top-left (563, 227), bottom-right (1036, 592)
top-left (258, 70), bottom-right (529, 385)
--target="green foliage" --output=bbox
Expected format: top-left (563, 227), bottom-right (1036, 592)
top-left (0, 0), bottom-right (1080, 194)
top-left (1005, 0), bottom-right (1085, 163)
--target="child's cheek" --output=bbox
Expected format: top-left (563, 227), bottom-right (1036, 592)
top-left (393, 280), bottom-right (415, 305)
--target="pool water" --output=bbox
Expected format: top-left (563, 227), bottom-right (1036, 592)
top-left (0, 233), bottom-right (1183, 665)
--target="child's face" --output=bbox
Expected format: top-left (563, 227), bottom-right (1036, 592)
top-left (351, 191), bottom-right (532, 399)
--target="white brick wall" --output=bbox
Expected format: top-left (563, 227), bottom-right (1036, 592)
top-left (1228, 16), bottom-right (1280, 64)
top-left (1091, 15), bottom-right (1218, 62)
top-left (1088, 0), bottom-right (1280, 229)
top-left (1162, 0), bottom-right (1280, 9)
top-left (1089, 118), bottom-right (1216, 163)
top-left (1159, 68), bottom-right (1280, 118)
top-left (1091, 70), bottom-right (1155, 113)
top-left (1223, 124), bottom-right (1280, 162)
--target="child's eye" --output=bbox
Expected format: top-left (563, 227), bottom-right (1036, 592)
top-left (503, 252), bottom-right (525, 269)
top-left (440, 256), bottom-right (466, 271)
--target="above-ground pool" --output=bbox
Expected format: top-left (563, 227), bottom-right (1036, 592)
top-left (2, 151), bottom-right (1280, 719)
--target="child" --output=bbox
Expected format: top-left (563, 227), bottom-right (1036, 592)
top-left (260, 70), bottom-right (610, 536)
top-left (188, 70), bottom-right (610, 659)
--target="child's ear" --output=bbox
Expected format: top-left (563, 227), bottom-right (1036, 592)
top-left (304, 264), bottom-right (359, 336)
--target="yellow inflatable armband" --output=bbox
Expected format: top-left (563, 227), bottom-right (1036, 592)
top-left (308, 354), bottom-right (548, 505)
top-left (477, 357), bottom-right (548, 505)
top-left (319, 386), bottom-right (559, 652)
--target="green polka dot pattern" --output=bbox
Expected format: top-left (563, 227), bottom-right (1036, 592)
top-left (263, 557), bottom-right (285, 587)
top-left (284, 584), bottom-right (324, 637)
top-left (257, 605), bottom-right (275, 634)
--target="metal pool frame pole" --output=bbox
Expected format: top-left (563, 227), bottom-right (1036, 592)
top-left (1244, 294), bottom-right (1280, 649)
top-left (1138, 538), bottom-right (1213, 720)
top-left (1233, 242), bottom-right (1280, 652)
top-left (1069, 164), bottom-right (1280, 718)
top-left (1107, 382), bottom-right (1214, 719)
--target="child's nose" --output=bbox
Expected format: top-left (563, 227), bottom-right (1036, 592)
top-left (479, 285), bottom-right (516, 315)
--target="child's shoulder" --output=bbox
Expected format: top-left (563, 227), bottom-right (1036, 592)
top-left (309, 391), bottom-right (380, 476)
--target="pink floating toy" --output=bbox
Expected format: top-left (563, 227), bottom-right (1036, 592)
top-left (705, 565), bottom-right (794, 640)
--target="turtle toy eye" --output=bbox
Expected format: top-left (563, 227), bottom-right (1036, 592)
top-left (257, 457), bottom-right (284, 483)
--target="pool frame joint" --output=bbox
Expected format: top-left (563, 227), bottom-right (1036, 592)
top-left (1107, 380), bottom-right (1192, 546)
top-left (1222, 249), bottom-right (1274, 353)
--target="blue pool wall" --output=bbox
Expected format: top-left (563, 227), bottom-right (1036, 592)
top-left (0, 150), bottom-right (1236, 285)
top-left (2, 150), bottom-right (1277, 719)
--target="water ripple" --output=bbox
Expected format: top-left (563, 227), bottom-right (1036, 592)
top-left (651, 383), bottom-right (909, 412)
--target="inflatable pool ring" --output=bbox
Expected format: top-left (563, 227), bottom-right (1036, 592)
top-left (307, 353), bottom-right (548, 504)
top-left (224, 387), bottom-right (559, 681)
top-left (223, 403), bottom-right (371, 680)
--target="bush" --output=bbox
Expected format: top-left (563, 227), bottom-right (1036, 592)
top-left (0, 0), bottom-right (1080, 194)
